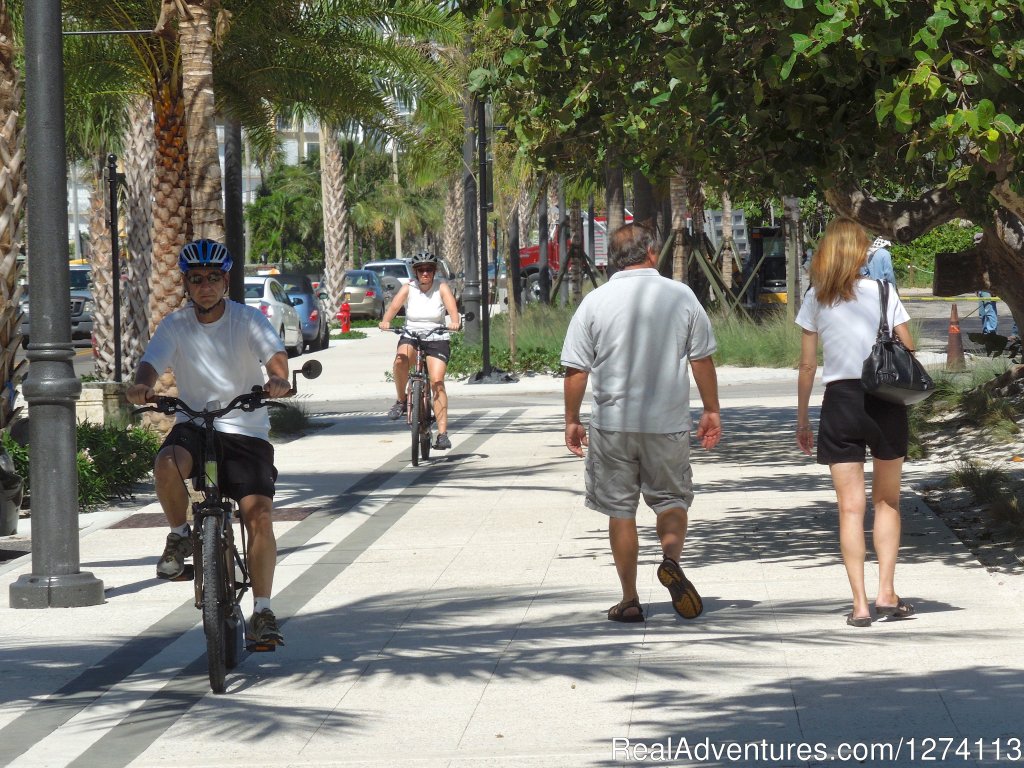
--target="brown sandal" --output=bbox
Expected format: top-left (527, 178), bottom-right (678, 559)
top-left (607, 597), bottom-right (645, 623)
top-left (656, 557), bottom-right (703, 619)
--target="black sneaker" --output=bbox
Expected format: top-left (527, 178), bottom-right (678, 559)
top-left (387, 400), bottom-right (406, 420)
top-left (434, 432), bottom-right (452, 450)
top-left (249, 608), bottom-right (284, 645)
top-left (156, 530), bottom-right (192, 579)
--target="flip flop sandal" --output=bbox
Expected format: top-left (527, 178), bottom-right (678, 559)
top-left (656, 557), bottom-right (703, 619)
top-left (875, 598), bottom-right (915, 619)
top-left (607, 597), bottom-right (645, 623)
top-left (846, 613), bottom-right (872, 627)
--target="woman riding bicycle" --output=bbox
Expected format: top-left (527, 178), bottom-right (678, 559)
top-left (378, 251), bottom-right (460, 450)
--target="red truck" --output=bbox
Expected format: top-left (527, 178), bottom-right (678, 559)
top-left (517, 214), bottom-right (632, 300)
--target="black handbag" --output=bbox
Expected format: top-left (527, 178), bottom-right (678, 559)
top-left (861, 280), bottom-right (935, 405)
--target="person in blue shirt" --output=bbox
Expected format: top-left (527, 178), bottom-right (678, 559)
top-left (863, 237), bottom-right (897, 285)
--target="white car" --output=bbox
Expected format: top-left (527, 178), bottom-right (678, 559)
top-left (243, 276), bottom-right (304, 357)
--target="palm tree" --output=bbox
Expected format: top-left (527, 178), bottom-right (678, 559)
top-left (65, 1), bottom-right (191, 334)
top-left (122, 95), bottom-right (155, 377)
top-left (0, 1), bottom-right (25, 429)
top-left (62, 32), bottom-right (131, 380)
top-left (157, 0), bottom-right (223, 240)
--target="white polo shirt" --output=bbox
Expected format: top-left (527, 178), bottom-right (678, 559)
top-left (560, 268), bottom-right (717, 433)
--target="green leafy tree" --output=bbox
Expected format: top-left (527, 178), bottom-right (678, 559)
top-left (246, 157), bottom-right (325, 272)
top-left (483, 1), bottom-right (1024, 326)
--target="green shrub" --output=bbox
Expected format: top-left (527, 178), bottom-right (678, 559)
top-left (448, 303), bottom-right (575, 377)
top-left (890, 223), bottom-right (978, 288)
top-left (270, 402), bottom-right (312, 436)
top-left (2, 421), bottom-right (161, 512)
top-left (710, 309), bottom-right (804, 368)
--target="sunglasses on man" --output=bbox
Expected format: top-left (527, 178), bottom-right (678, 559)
top-left (186, 273), bottom-right (225, 285)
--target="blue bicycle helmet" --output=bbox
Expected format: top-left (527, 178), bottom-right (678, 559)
top-left (178, 239), bottom-right (233, 273)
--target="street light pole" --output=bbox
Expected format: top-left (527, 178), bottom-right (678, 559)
top-left (11, 0), bottom-right (104, 608)
top-left (107, 154), bottom-right (123, 382)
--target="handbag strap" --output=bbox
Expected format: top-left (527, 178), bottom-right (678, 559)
top-left (875, 279), bottom-right (892, 340)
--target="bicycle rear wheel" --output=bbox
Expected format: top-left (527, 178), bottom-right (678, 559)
top-left (410, 380), bottom-right (423, 466)
top-left (201, 515), bottom-right (228, 693)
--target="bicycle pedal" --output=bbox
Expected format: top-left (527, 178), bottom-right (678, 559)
top-left (245, 641), bottom-right (278, 653)
top-left (165, 564), bottom-right (195, 582)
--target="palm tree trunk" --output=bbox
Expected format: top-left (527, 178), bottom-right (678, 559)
top-left (122, 95), bottom-right (154, 378)
top-left (720, 186), bottom-right (735, 291)
top-left (180, 1), bottom-right (223, 240)
top-left (149, 73), bottom-right (192, 332)
top-left (0, 4), bottom-right (25, 428)
top-left (319, 123), bottom-right (348, 319)
top-left (442, 174), bottom-right (464, 279)
top-left (88, 156), bottom-right (116, 380)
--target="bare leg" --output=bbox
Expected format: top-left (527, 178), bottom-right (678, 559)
top-left (830, 462), bottom-right (870, 620)
top-left (656, 507), bottom-right (688, 563)
top-left (609, 517), bottom-right (639, 603)
top-left (426, 355), bottom-right (449, 433)
top-left (238, 494), bottom-right (276, 600)
top-left (393, 344), bottom-right (413, 402)
top-left (153, 445), bottom-right (192, 527)
top-left (871, 456), bottom-right (904, 608)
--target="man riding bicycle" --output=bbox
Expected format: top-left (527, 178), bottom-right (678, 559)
top-left (378, 251), bottom-right (460, 449)
top-left (126, 239), bottom-right (292, 646)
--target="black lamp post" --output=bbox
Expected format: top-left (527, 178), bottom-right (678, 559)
top-left (106, 154), bottom-right (124, 382)
top-left (470, 99), bottom-right (514, 384)
top-left (10, 0), bottom-right (104, 608)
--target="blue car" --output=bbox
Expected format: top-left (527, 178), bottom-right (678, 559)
top-left (275, 273), bottom-right (329, 352)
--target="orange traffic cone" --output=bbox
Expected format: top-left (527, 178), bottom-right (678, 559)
top-left (946, 303), bottom-right (965, 371)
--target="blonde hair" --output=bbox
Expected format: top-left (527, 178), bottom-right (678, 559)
top-left (809, 217), bottom-right (871, 306)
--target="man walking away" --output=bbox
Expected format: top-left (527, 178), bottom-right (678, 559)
top-left (561, 223), bottom-right (723, 624)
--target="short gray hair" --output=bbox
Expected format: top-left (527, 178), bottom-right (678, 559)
top-left (608, 223), bottom-right (658, 270)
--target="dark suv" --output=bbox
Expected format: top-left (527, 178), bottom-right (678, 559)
top-left (21, 263), bottom-right (95, 347)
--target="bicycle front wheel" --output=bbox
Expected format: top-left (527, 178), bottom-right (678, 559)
top-left (410, 379), bottom-right (423, 466)
top-left (419, 385), bottom-right (432, 461)
top-left (202, 515), bottom-right (228, 693)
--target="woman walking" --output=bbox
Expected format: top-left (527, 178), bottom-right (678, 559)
top-left (795, 218), bottom-right (917, 627)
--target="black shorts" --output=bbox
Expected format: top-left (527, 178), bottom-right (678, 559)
top-left (161, 424), bottom-right (278, 501)
top-left (398, 336), bottom-right (450, 363)
top-left (817, 379), bottom-right (908, 464)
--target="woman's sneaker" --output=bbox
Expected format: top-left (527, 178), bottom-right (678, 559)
top-left (387, 400), bottom-right (406, 420)
top-left (434, 432), bottom-right (452, 450)
top-left (156, 530), bottom-right (192, 579)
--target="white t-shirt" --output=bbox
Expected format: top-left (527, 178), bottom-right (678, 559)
top-left (795, 278), bottom-right (911, 384)
top-left (141, 300), bottom-right (285, 439)
top-left (404, 277), bottom-right (450, 340)
top-left (560, 268), bottom-right (717, 433)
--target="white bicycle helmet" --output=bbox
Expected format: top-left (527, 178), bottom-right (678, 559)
top-left (410, 251), bottom-right (438, 267)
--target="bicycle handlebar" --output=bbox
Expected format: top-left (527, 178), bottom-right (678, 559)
top-left (387, 325), bottom-right (454, 339)
top-left (132, 385), bottom-right (274, 422)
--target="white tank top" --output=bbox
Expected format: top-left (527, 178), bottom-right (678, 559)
top-left (404, 278), bottom-right (449, 339)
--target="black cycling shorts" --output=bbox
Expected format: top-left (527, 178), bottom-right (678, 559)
top-left (817, 379), bottom-right (908, 464)
top-left (397, 336), bottom-right (450, 363)
top-left (161, 423), bottom-right (278, 501)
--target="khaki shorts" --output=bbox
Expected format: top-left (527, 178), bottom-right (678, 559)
top-left (584, 426), bottom-right (694, 519)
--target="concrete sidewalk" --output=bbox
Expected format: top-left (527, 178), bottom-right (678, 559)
top-left (1, 331), bottom-right (1022, 768)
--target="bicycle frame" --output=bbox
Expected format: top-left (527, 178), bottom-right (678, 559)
top-left (392, 327), bottom-right (447, 466)
top-left (134, 386), bottom-right (270, 693)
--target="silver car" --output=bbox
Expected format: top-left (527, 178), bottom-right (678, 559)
top-left (243, 276), bottom-right (304, 357)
